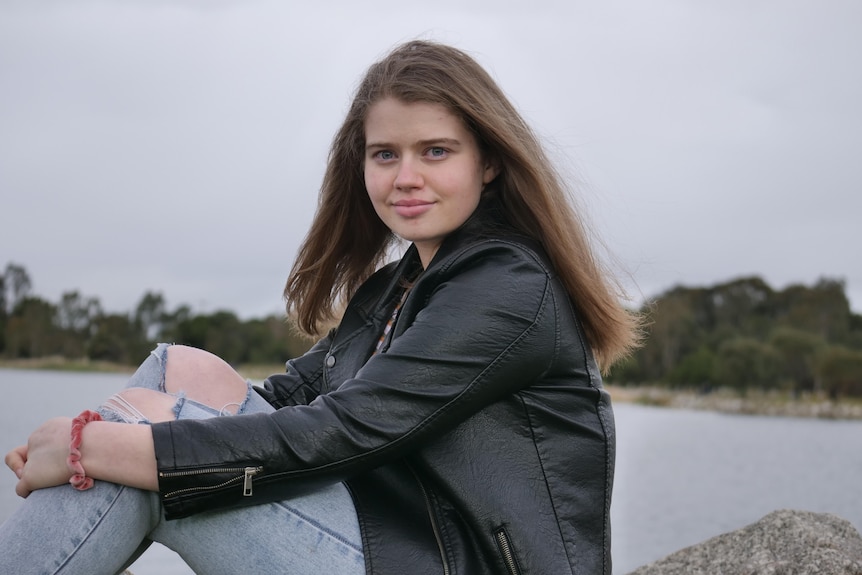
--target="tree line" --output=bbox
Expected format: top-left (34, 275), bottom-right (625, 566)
top-left (0, 263), bottom-right (312, 367)
top-left (608, 276), bottom-right (862, 399)
top-left (3, 263), bottom-right (862, 398)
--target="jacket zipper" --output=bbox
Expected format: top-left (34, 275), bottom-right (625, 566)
top-left (494, 528), bottom-right (521, 575)
top-left (160, 466), bottom-right (262, 499)
top-left (407, 465), bottom-right (450, 575)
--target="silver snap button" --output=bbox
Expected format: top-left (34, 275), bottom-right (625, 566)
top-left (325, 354), bottom-right (336, 368)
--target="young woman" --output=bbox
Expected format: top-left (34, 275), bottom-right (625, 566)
top-left (2, 40), bottom-right (638, 574)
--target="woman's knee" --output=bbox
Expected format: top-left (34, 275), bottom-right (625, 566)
top-left (107, 388), bottom-right (177, 423)
top-left (164, 345), bottom-right (248, 412)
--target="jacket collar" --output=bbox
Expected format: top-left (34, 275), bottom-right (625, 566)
top-left (424, 195), bottom-right (512, 271)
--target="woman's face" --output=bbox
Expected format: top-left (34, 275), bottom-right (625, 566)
top-left (364, 98), bottom-right (497, 268)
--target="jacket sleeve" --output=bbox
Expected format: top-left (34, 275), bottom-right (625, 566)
top-left (152, 241), bottom-right (559, 519)
top-left (255, 330), bottom-right (333, 408)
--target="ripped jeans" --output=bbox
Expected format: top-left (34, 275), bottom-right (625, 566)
top-left (0, 344), bottom-right (365, 575)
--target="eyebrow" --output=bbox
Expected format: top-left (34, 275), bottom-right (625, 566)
top-left (365, 137), bottom-right (462, 151)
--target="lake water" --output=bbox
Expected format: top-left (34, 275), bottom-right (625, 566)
top-left (1, 368), bottom-right (860, 574)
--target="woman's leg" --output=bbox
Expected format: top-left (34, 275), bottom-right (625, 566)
top-left (150, 482), bottom-right (364, 574)
top-left (0, 344), bottom-right (365, 575)
top-left (0, 476), bottom-right (161, 574)
top-left (0, 346), bottom-right (171, 575)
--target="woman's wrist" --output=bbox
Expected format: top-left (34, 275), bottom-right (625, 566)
top-left (67, 410), bottom-right (102, 490)
top-left (78, 420), bottom-right (160, 491)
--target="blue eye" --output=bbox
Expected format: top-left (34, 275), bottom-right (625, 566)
top-left (375, 150), bottom-right (395, 161)
top-left (427, 147), bottom-right (447, 158)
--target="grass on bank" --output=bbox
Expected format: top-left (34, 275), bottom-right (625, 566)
top-left (605, 383), bottom-right (862, 420)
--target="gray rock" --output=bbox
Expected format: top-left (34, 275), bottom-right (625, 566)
top-left (626, 509), bottom-right (862, 575)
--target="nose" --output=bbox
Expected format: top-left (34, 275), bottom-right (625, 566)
top-left (394, 156), bottom-right (423, 190)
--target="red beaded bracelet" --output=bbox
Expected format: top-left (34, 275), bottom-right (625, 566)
top-left (67, 410), bottom-right (102, 491)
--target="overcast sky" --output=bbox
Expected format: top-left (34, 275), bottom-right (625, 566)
top-left (2, 0), bottom-right (860, 320)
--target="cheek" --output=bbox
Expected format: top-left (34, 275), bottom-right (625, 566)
top-left (364, 166), bottom-right (386, 199)
top-left (363, 170), bottom-right (380, 203)
top-left (448, 170), bottom-right (484, 205)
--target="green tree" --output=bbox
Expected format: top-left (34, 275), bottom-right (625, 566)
top-left (241, 314), bottom-right (313, 365)
top-left (637, 293), bottom-right (701, 382)
top-left (134, 291), bottom-right (167, 341)
top-left (3, 263), bottom-right (32, 314)
top-left (667, 346), bottom-right (716, 389)
top-left (54, 291), bottom-right (103, 358)
top-left (55, 291), bottom-right (101, 332)
top-left (160, 304), bottom-right (193, 342)
top-left (203, 311), bottom-right (246, 363)
top-left (768, 327), bottom-right (825, 395)
top-left (849, 312), bottom-right (862, 349)
top-left (707, 276), bottom-right (775, 338)
top-left (604, 354), bottom-right (645, 384)
top-left (171, 310), bottom-right (246, 364)
top-left (89, 314), bottom-right (141, 363)
top-left (775, 279), bottom-right (851, 342)
top-left (4, 296), bottom-right (58, 358)
top-left (624, 275), bottom-right (862, 395)
top-left (713, 337), bottom-right (782, 394)
top-left (0, 273), bottom-right (6, 353)
top-left (817, 346), bottom-right (862, 399)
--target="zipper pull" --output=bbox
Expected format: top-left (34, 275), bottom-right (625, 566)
top-left (243, 466), bottom-right (261, 496)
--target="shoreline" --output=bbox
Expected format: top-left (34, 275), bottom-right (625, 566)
top-left (3, 358), bottom-right (860, 421)
top-left (606, 384), bottom-right (862, 421)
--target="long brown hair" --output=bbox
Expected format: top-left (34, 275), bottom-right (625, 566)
top-left (285, 40), bottom-right (639, 368)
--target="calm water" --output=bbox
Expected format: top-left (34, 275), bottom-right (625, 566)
top-left (1, 368), bottom-right (860, 574)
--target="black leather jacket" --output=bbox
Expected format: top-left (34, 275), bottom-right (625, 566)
top-left (152, 208), bottom-right (616, 575)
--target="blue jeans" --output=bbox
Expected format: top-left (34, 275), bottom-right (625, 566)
top-left (0, 344), bottom-right (365, 575)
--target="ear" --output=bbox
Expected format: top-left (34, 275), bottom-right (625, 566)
top-left (482, 159), bottom-right (500, 185)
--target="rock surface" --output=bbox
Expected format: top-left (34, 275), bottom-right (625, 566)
top-left (627, 509), bottom-right (862, 575)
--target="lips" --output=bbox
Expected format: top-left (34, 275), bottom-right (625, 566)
top-left (393, 199), bottom-right (434, 218)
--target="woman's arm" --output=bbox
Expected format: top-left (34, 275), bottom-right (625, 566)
top-left (7, 418), bottom-right (158, 497)
top-left (5, 327), bottom-right (339, 499)
top-left (154, 242), bottom-right (562, 519)
top-left (82, 421), bottom-right (158, 490)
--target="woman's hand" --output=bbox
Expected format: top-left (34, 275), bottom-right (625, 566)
top-left (5, 417), bottom-right (73, 498)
